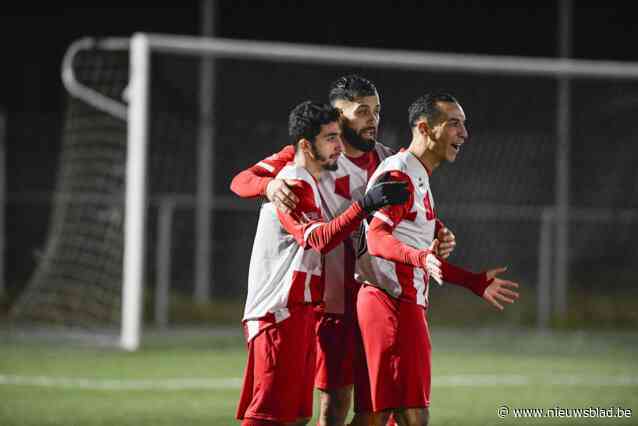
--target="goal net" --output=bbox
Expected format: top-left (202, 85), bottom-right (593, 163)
top-left (10, 34), bottom-right (638, 349)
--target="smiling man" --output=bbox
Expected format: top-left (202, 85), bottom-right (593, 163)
top-left (356, 92), bottom-right (520, 426)
top-left (230, 77), bottom-right (458, 426)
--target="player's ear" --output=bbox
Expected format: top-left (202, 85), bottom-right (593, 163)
top-left (417, 120), bottom-right (430, 137)
top-left (337, 110), bottom-right (349, 127)
top-left (298, 138), bottom-right (312, 155)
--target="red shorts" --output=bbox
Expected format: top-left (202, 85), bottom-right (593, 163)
top-left (352, 312), bottom-right (373, 413)
top-left (356, 285), bottom-right (431, 412)
top-left (236, 305), bottom-right (316, 423)
top-left (314, 312), bottom-right (356, 390)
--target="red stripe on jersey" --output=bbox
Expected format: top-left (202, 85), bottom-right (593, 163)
top-left (395, 262), bottom-right (417, 303)
top-left (334, 175), bottom-right (351, 200)
top-left (289, 271), bottom-right (308, 306)
top-left (404, 211), bottom-right (418, 222)
top-left (424, 191), bottom-right (436, 221)
top-left (375, 170), bottom-right (415, 225)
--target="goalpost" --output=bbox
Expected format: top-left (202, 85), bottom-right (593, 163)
top-left (14, 33), bottom-right (638, 350)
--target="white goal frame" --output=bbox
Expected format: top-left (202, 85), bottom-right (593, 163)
top-left (62, 32), bottom-right (638, 350)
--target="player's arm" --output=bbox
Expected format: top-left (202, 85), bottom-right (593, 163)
top-left (436, 261), bottom-right (520, 311)
top-left (367, 171), bottom-right (434, 268)
top-left (369, 200), bottom-right (519, 310)
top-left (276, 181), bottom-right (364, 254)
top-left (229, 145), bottom-right (299, 212)
top-left (278, 179), bottom-right (409, 254)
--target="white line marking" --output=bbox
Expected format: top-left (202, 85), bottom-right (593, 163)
top-left (435, 374), bottom-right (638, 386)
top-left (1, 374), bottom-right (636, 391)
top-left (0, 375), bottom-right (242, 391)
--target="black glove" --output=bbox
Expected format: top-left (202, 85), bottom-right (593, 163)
top-left (360, 180), bottom-right (410, 213)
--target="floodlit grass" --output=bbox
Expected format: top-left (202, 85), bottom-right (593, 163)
top-left (1, 327), bottom-right (636, 425)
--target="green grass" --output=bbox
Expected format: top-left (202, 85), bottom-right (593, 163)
top-left (1, 327), bottom-right (636, 425)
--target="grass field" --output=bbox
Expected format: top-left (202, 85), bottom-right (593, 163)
top-left (1, 326), bottom-right (636, 425)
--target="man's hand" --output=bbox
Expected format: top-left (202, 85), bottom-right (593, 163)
top-left (436, 227), bottom-right (456, 259)
top-left (423, 239), bottom-right (443, 285)
top-left (360, 181), bottom-right (410, 213)
top-left (266, 179), bottom-right (299, 215)
top-left (482, 267), bottom-right (519, 311)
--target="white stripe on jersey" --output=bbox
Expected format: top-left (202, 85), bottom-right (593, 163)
top-left (303, 222), bottom-right (322, 245)
top-left (246, 320), bottom-right (260, 341)
top-left (274, 308), bottom-right (290, 322)
top-left (414, 268), bottom-right (427, 306)
top-left (303, 273), bottom-right (312, 302)
top-left (257, 161), bottom-right (275, 172)
top-left (373, 211), bottom-right (394, 227)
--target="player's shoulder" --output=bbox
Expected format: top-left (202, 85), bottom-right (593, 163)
top-left (280, 144), bottom-right (296, 156)
top-left (277, 164), bottom-right (313, 184)
top-left (277, 165), bottom-right (321, 203)
top-left (264, 144), bottom-right (295, 162)
top-left (367, 151), bottom-right (412, 189)
top-left (379, 150), bottom-right (411, 173)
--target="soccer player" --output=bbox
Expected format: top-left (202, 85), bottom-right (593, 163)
top-left (356, 92), bottom-right (520, 426)
top-left (236, 101), bottom-right (409, 426)
top-left (231, 75), bottom-right (457, 426)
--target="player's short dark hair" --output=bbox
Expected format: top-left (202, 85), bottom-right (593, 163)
top-left (288, 101), bottom-right (340, 148)
top-left (408, 92), bottom-right (459, 128)
top-left (328, 74), bottom-right (378, 105)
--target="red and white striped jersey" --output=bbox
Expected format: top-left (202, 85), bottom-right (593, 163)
top-left (317, 143), bottom-right (394, 314)
top-left (231, 143), bottom-right (394, 315)
top-left (356, 150), bottom-right (437, 307)
top-left (243, 165), bottom-right (325, 341)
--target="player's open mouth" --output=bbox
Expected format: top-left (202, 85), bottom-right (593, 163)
top-left (451, 143), bottom-right (461, 152)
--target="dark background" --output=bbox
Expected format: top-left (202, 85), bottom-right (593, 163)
top-left (2, 2), bottom-right (637, 124)
top-left (2, 2), bottom-right (637, 193)
top-left (2, 2), bottom-right (637, 324)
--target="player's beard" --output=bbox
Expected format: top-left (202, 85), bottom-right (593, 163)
top-left (341, 124), bottom-right (376, 153)
top-left (310, 143), bottom-right (339, 171)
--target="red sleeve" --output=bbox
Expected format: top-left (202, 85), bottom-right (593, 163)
top-left (440, 260), bottom-right (492, 297)
top-left (306, 203), bottom-right (366, 254)
top-left (229, 145), bottom-right (295, 198)
top-left (276, 180), bottom-right (322, 246)
top-left (366, 171), bottom-right (430, 268)
top-left (276, 180), bottom-right (366, 254)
